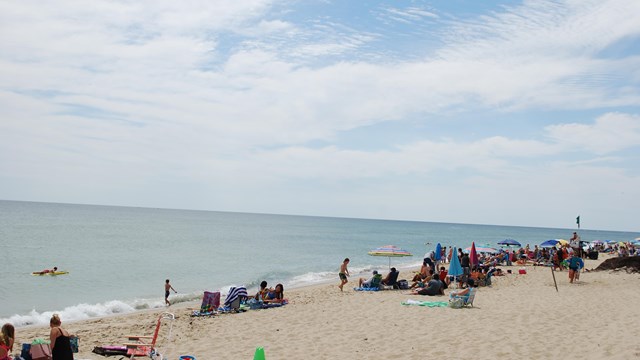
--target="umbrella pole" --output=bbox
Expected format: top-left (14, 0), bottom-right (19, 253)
top-left (551, 267), bottom-right (558, 292)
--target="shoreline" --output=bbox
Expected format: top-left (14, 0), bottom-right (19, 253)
top-left (7, 260), bottom-right (425, 330)
top-left (12, 254), bottom-right (640, 359)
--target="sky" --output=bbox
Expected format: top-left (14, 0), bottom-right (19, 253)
top-left (1, 0), bottom-right (639, 232)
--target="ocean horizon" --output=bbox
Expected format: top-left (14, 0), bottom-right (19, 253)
top-left (1, 199), bottom-right (638, 328)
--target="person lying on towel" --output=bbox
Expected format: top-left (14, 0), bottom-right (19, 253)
top-left (409, 274), bottom-right (444, 296)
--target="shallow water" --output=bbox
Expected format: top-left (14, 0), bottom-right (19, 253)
top-left (1, 200), bottom-right (636, 327)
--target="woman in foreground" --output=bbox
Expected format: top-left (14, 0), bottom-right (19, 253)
top-left (50, 314), bottom-right (74, 360)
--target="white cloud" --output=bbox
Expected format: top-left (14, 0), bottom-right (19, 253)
top-left (545, 112), bottom-right (640, 154)
top-left (1, 0), bottom-right (639, 230)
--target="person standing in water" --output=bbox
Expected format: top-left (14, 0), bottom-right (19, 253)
top-left (338, 258), bottom-right (350, 291)
top-left (165, 279), bottom-right (177, 306)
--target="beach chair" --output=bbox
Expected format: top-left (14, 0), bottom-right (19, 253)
top-left (381, 270), bottom-right (400, 289)
top-left (192, 291), bottom-right (220, 316)
top-left (449, 287), bottom-right (477, 308)
top-left (220, 286), bottom-right (248, 312)
top-left (461, 287), bottom-right (477, 307)
top-left (369, 274), bottom-right (382, 289)
top-left (124, 312), bottom-right (175, 358)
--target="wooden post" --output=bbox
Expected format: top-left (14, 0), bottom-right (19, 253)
top-left (551, 267), bottom-right (558, 292)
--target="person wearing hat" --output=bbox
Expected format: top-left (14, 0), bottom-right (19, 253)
top-left (358, 270), bottom-right (382, 288)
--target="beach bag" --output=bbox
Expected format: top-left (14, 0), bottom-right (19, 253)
top-left (449, 297), bottom-right (464, 309)
top-left (397, 279), bottom-right (409, 290)
top-left (21, 343), bottom-right (32, 360)
top-left (29, 343), bottom-right (52, 360)
top-left (70, 336), bottom-right (79, 353)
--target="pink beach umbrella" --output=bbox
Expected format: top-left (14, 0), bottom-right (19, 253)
top-left (469, 242), bottom-right (479, 268)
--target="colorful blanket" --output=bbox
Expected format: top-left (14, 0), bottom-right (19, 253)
top-left (401, 299), bottom-right (448, 307)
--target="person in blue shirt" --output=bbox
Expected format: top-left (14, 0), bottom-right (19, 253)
top-left (568, 254), bottom-right (584, 283)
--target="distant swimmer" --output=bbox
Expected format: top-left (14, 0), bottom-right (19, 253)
top-left (34, 266), bottom-right (58, 275)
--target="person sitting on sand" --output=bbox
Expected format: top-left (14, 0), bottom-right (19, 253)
top-left (264, 284), bottom-right (285, 303)
top-left (470, 266), bottom-right (484, 281)
top-left (254, 281), bottom-right (269, 300)
top-left (410, 269), bottom-right (433, 289)
top-left (0, 323), bottom-right (15, 360)
top-left (412, 260), bottom-right (429, 282)
top-left (438, 266), bottom-right (449, 288)
top-left (381, 268), bottom-right (399, 287)
top-left (410, 274), bottom-right (444, 296)
top-left (449, 279), bottom-right (475, 301)
top-left (359, 270), bottom-right (382, 288)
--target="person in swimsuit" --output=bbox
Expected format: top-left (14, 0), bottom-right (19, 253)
top-left (34, 266), bottom-right (58, 275)
top-left (263, 284), bottom-right (285, 303)
top-left (0, 323), bottom-right (15, 360)
top-left (254, 280), bottom-right (269, 300)
top-left (165, 279), bottom-right (177, 306)
top-left (50, 314), bottom-right (74, 360)
top-left (338, 258), bottom-right (350, 291)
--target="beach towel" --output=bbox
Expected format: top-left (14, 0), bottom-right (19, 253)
top-left (353, 287), bottom-right (380, 291)
top-left (262, 299), bottom-right (289, 308)
top-left (401, 299), bottom-right (448, 307)
top-left (202, 291), bottom-right (220, 311)
top-left (223, 286), bottom-right (248, 307)
top-left (92, 345), bottom-right (128, 356)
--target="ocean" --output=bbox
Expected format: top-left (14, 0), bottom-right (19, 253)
top-left (1, 200), bottom-right (637, 327)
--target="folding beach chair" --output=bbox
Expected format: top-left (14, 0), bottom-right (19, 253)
top-left (192, 291), bottom-right (220, 316)
top-left (462, 287), bottom-right (477, 307)
top-left (124, 312), bottom-right (175, 358)
top-left (220, 286), bottom-right (248, 312)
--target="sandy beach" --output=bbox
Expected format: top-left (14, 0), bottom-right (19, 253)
top-left (14, 256), bottom-right (640, 360)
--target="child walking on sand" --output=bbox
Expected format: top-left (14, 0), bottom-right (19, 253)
top-left (165, 279), bottom-right (177, 306)
top-left (338, 258), bottom-right (350, 291)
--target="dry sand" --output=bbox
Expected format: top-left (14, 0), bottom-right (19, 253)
top-left (15, 255), bottom-right (640, 360)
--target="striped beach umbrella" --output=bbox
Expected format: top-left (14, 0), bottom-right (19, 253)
top-left (464, 245), bottom-right (498, 254)
top-left (368, 245), bottom-right (413, 268)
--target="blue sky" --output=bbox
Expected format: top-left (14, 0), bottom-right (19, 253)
top-left (1, 0), bottom-right (639, 231)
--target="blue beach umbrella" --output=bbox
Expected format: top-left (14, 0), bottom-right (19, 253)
top-left (434, 243), bottom-right (442, 261)
top-left (498, 239), bottom-right (521, 247)
top-left (540, 239), bottom-right (559, 248)
top-left (448, 247), bottom-right (463, 277)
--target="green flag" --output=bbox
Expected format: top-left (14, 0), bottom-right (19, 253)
top-left (576, 215), bottom-right (580, 229)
